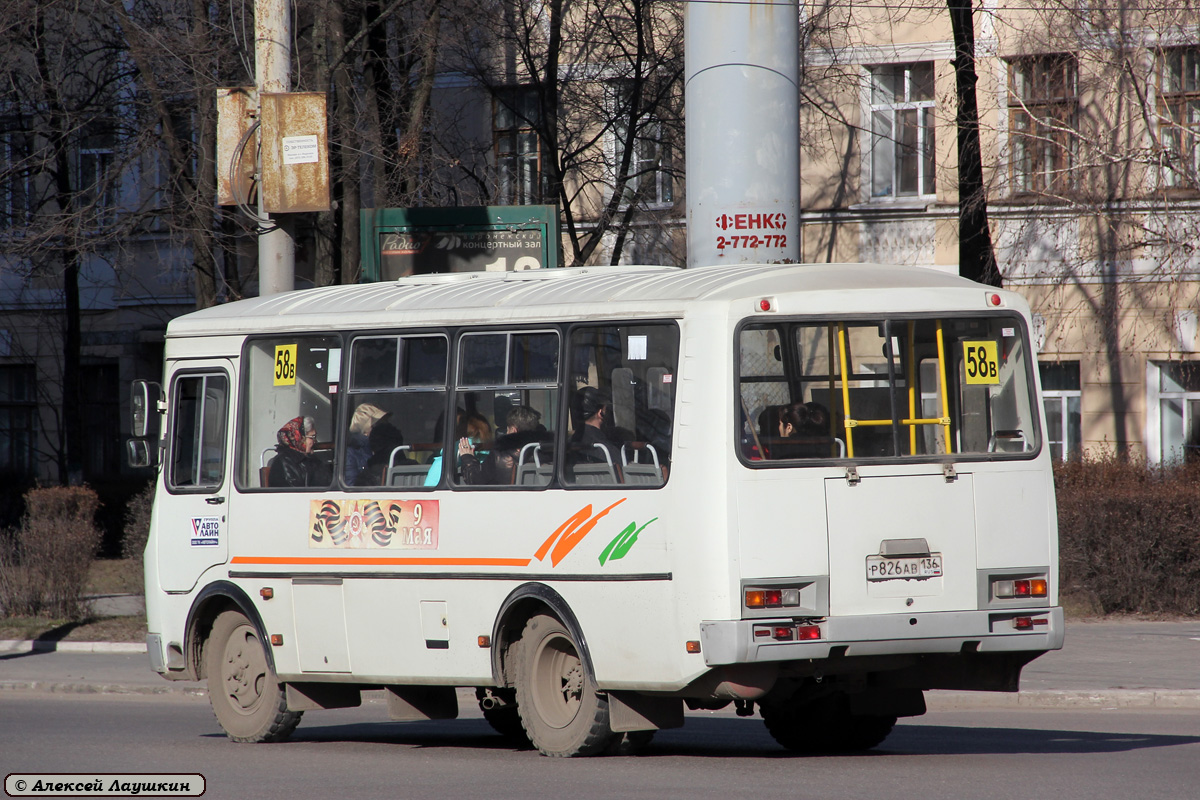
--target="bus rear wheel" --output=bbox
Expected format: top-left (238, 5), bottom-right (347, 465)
top-left (760, 692), bottom-right (896, 753)
top-left (513, 613), bottom-right (615, 757)
top-left (205, 610), bottom-right (302, 743)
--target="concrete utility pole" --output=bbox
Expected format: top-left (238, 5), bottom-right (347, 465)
top-left (685, 0), bottom-right (800, 268)
top-left (255, 0), bottom-right (295, 295)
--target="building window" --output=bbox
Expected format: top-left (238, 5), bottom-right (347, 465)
top-left (610, 83), bottom-right (673, 207)
top-left (1153, 361), bottom-right (1200, 463)
top-left (1, 118), bottom-right (33, 228)
top-left (494, 88), bottom-right (542, 205)
top-left (81, 362), bottom-right (120, 479)
top-left (1008, 55), bottom-right (1077, 196)
top-left (78, 124), bottom-right (116, 223)
top-left (1039, 361), bottom-right (1081, 461)
top-left (1157, 47), bottom-right (1200, 188)
top-left (869, 62), bottom-right (936, 198)
top-left (0, 364), bottom-right (37, 476)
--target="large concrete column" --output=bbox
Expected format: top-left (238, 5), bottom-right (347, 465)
top-left (255, 0), bottom-right (295, 295)
top-left (685, 0), bottom-right (800, 267)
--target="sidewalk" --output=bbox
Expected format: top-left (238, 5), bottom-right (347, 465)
top-left (2, 619), bottom-right (1199, 708)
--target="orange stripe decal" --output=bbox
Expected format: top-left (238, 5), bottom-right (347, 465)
top-left (544, 501), bottom-right (624, 568)
top-left (534, 505), bottom-right (593, 562)
top-left (230, 556), bottom-right (531, 567)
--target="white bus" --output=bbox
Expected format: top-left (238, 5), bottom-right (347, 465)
top-left (130, 262), bottom-right (1062, 757)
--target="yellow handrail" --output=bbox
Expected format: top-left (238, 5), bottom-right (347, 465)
top-left (837, 323), bottom-right (854, 458)
top-left (936, 320), bottom-right (953, 454)
top-left (834, 320), bottom-right (954, 458)
top-left (907, 321), bottom-right (917, 455)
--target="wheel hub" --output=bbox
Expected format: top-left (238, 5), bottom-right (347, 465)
top-left (223, 628), bottom-right (265, 711)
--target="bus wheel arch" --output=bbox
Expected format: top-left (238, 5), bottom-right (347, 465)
top-left (490, 582), bottom-right (596, 688)
top-left (185, 581), bottom-right (274, 682)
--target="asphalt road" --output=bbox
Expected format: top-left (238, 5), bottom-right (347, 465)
top-left (2, 692), bottom-right (1199, 800)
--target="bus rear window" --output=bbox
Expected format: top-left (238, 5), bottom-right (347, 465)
top-left (737, 316), bottom-right (1040, 462)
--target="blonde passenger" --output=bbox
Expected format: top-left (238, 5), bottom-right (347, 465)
top-left (345, 402), bottom-right (388, 484)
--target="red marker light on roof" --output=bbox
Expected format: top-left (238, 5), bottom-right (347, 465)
top-left (988, 293), bottom-right (1002, 306)
top-left (759, 298), bottom-right (773, 312)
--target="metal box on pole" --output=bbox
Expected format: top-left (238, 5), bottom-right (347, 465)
top-left (260, 92), bottom-right (331, 213)
top-left (215, 87), bottom-right (257, 207)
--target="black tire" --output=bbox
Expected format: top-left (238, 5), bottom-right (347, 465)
top-left (205, 610), bottom-right (302, 743)
top-left (475, 687), bottom-right (532, 747)
top-left (761, 692), bottom-right (896, 753)
top-left (513, 613), bottom-right (616, 757)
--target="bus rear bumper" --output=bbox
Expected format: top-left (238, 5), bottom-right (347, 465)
top-left (699, 606), bottom-right (1064, 667)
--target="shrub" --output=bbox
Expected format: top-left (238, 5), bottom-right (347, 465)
top-left (122, 481), bottom-right (155, 562)
top-left (0, 486), bottom-right (104, 620)
top-left (1056, 457), bottom-right (1200, 616)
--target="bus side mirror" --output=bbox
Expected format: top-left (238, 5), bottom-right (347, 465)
top-left (127, 438), bottom-right (156, 469)
top-left (131, 380), bottom-right (163, 438)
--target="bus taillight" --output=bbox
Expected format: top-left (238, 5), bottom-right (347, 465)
top-left (744, 586), bottom-right (803, 609)
top-left (796, 624), bottom-right (821, 640)
top-left (752, 623), bottom-right (823, 641)
top-left (993, 578), bottom-right (1048, 599)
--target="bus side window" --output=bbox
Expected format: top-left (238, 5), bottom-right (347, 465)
top-left (565, 323), bottom-right (679, 487)
top-left (453, 330), bottom-right (559, 488)
top-left (345, 333), bottom-right (448, 489)
top-left (239, 336), bottom-right (340, 490)
top-left (168, 373), bottom-right (228, 491)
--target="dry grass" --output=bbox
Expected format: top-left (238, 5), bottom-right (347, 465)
top-left (87, 558), bottom-right (144, 595)
top-left (0, 614), bottom-right (146, 643)
top-left (0, 558), bottom-right (144, 642)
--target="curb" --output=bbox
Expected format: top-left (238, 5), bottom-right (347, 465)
top-left (0, 679), bottom-right (206, 697)
top-left (0, 640), bottom-right (147, 654)
top-left (926, 689), bottom-right (1200, 710)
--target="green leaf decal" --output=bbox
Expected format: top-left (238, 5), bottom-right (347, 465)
top-left (599, 518), bottom-right (657, 566)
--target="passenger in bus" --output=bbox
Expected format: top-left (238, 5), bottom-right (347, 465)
top-left (455, 411), bottom-right (492, 450)
top-left (805, 401), bottom-right (830, 436)
top-left (773, 402), bottom-right (834, 459)
top-left (770, 402), bottom-right (813, 459)
top-left (269, 416), bottom-right (330, 488)
top-left (354, 420), bottom-right (412, 486)
top-left (344, 402), bottom-right (388, 485)
top-left (458, 405), bottom-right (549, 485)
top-left (568, 386), bottom-right (622, 469)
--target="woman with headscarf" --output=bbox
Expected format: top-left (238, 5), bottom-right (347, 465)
top-left (268, 416), bottom-right (329, 487)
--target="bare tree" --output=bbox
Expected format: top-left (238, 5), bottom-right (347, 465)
top-left (991, 1), bottom-right (1200, 454)
top-left (0, 1), bottom-right (137, 482)
top-left (444, 0), bottom-right (685, 266)
top-left (948, 0), bottom-right (1000, 286)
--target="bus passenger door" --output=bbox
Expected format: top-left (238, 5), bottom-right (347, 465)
top-left (156, 361), bottom-right (234, 593)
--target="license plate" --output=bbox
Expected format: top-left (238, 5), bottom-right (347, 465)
top-left (866, 554), bottom-right (943, 581)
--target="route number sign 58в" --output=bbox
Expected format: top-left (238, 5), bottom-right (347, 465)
top-left (963, 341), bottom-right (1000, 385)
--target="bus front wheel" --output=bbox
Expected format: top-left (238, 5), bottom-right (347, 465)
top-left (513, 613), bottom-right (615, 757)
top-left (205, 610), bottom-right (302, 743)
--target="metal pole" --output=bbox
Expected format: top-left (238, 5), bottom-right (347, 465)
top-left (685, 0), bottom-right (800, 268)
top-left (255, 0), bottom-right (294, 295)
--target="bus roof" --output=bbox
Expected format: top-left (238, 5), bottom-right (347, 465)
top-left (166, 262), bottom-right (1002, 338)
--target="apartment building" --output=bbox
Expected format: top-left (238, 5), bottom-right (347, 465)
top-left (795, 2), bottom-right (1200, 463)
